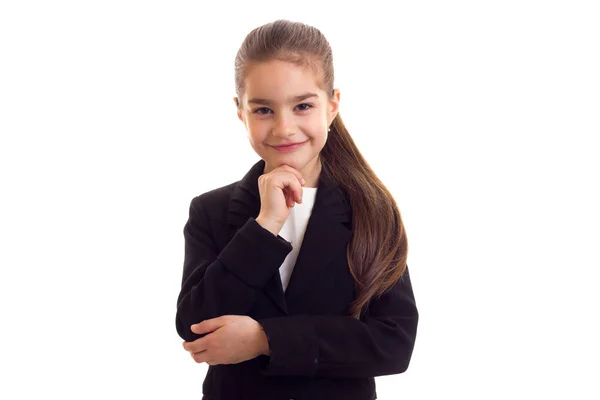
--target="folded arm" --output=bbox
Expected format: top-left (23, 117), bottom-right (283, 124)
top-left (257, 267), bottom-right (419, 378)
top-left (176, 196), bottom-right (292, 342)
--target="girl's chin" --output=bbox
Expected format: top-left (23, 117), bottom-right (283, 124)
top-left (264, 157), bottom-right (304, 171)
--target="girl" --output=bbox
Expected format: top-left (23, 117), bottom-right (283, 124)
top-left (176, 19), bottom-right (418, 400)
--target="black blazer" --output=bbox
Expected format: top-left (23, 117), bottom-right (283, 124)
top-left (176, 159), bottom-right (419, 400)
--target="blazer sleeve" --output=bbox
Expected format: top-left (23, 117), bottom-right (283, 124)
top-left (256, 266), bottom-right (418, 378)
top-left (176, 196), bottom-right (293, 342)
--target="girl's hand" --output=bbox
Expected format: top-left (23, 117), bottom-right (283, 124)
top-left (256, 165), bottom-right (305, 235)
top-left (182, 315), bottom-right (270, 366)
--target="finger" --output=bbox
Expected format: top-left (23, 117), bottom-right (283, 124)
top-left (284, 188), bottom-right (294, 208)
top-left (279, 165), bottom-right (305, 185)
top-left (191, 317), bottom-right (224, 335)
top-left (285, 176), bottom-right (303, 204)
top-left (282, 187), bottom-right (290, 207)
top-left (191, 350), bottom-right (209, 364)
top-left (183, 336), bottom-right (210, 353)
top-left (277, 173), bottom-right (303, 204)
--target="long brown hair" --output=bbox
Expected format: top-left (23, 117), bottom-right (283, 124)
top-left (234, 19), bottom-right (408, 319)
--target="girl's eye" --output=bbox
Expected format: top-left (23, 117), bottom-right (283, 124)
top-left (254, 107), bottom-right (271, 115)
top-left (296, 103), bottom-right (313, 111)
top-left (253, 103), bottom-right (314, 115)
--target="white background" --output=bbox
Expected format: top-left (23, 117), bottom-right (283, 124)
top-left (1, 1), bottom-right (599, 399)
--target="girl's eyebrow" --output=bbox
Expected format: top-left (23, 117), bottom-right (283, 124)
top-left (248, 92), bottom-right (318, 106)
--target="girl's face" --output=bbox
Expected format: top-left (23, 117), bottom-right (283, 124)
top-left (235, 59), bottom-right (340, 180)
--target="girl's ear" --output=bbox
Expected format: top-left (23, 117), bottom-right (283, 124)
top-left (328, 88), bottom-right (341, 124)
top-left (234, 97), bottom-right (244, 123)
top-left (235, 99), bottom-right (249, 132)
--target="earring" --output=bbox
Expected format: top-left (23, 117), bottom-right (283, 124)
top-left (328, 126), bottom-right (331, 132)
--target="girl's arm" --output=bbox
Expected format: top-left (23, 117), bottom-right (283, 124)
top-left (257, 266), bottom-right (419, 379)
top-left (176, 195), bottom-right (292, 343)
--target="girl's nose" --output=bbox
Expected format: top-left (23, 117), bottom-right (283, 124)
top-left (273, 114), bottom-right (295, 136)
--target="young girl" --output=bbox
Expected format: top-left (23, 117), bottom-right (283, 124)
top-left (176, 19), bottom-right (418, 400)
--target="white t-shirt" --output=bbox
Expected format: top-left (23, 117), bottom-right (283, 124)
top-left (277, 186), bottom-right (318, 291)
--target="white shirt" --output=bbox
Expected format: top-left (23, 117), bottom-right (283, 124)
top-left (277, 186), bottom-right (318, 292)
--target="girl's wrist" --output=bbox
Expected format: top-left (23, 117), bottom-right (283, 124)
top-left (255, 322), bottom-right (271, 356)
top-left (255, 216), bottom-right (282, 236)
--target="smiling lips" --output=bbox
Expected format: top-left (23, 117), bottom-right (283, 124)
top-left (272, 140), bottom-right (307, 152)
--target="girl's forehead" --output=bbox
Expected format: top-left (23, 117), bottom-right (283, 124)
top-left (243, 79), bottom-right (326, 103)
top-left (245, 60), bottom-right (323, 86)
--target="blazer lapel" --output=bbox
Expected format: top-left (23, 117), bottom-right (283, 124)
top-left (226, 158), bottom-right (353, 315)
top-left (283, 170), bottom-right (353, 305)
